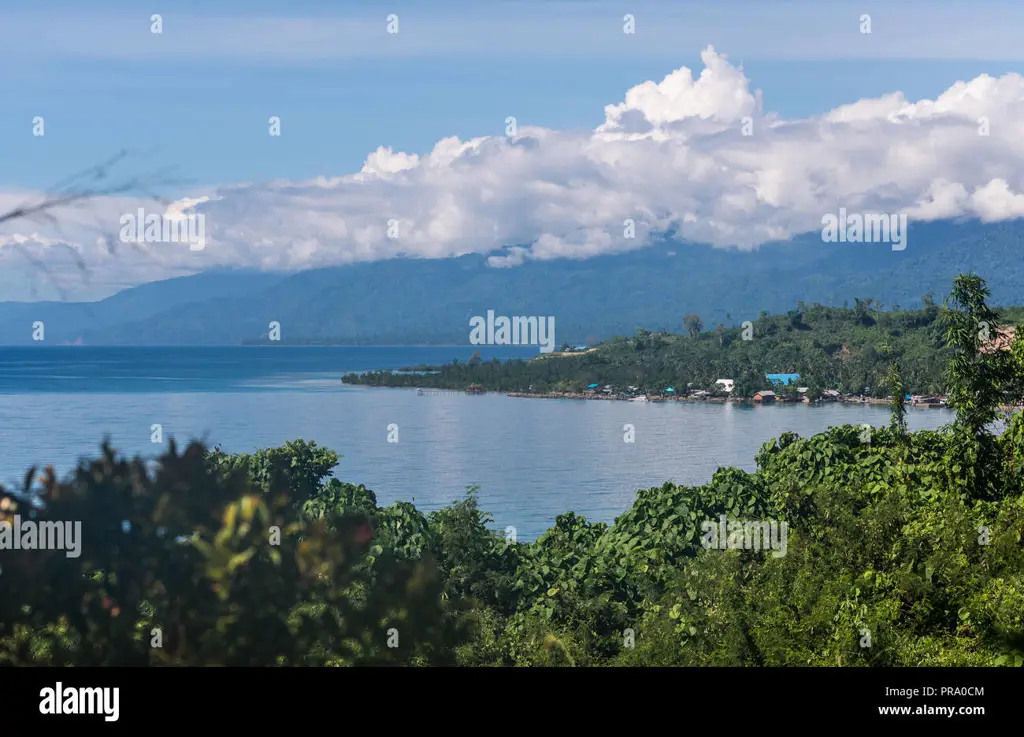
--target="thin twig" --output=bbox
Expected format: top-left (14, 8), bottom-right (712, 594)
top-left (0, 150), bottom-right (189, 301)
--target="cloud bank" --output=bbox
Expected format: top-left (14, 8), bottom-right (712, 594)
top-left (3, 46), bottom-right (1024, 296)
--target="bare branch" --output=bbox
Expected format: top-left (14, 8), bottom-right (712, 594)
top-left (0, 150), bottom-right (190, 301)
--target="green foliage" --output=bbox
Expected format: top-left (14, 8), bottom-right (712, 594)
top-left (343, 296), bottom-right (975, 396)
top-left (683, 313), bottom-right (704, 339)
top-left (889, 361), bottom-right (908, 439)
top-left (941, 274), bottom-right (1013, 434)
top-left (207, 439), bottom-right (340, 505)
top-left (426, 487), bottom-right (519, 610)
top-left (0, 441), bottom-right (467, 665)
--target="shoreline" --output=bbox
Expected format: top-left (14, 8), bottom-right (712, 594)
top-left (502, 391), bottom-right (1023, 411)
top-left (349, 382), bottom-right (955, 407)
top-left (504, 392), bottom-right (915, 406)
top-left (428, 387), bottom-right (951, 408)
top-left (350, 383), bottom-right (1020, 412)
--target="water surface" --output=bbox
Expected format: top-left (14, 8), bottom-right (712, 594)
top-left (0, 346), bottom-right (954, 539)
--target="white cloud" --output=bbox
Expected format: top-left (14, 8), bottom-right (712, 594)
top-left (969, 179), bottom-right (1024, 222)
top-left (4, 46), bottom-right (1024, 299)
top-left (163, 196), bottom-right (213, 221)
top-left (0, 232), bottom-right (78, 249)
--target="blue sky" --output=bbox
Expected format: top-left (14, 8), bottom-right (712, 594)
top-left (3, 0), bottom-right (1023, 188)
top-left (2, 0), bottom-right (1024, 299)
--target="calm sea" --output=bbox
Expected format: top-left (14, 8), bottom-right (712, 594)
top-left (0, 346), bottom-right (954, 539)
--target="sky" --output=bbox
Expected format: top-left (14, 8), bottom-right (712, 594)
top-left (2, 0), bottom-right (1024, 300)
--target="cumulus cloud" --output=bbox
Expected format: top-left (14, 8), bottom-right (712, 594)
top-left (4, 45), bottom-right (1024, 296)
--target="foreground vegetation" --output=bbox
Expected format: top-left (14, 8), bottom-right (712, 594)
top-left (2, 275), bottom-right (1023, 666)
top-left (345, 294), bottom-right (1024, 398)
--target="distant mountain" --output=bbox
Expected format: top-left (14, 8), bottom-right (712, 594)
top-left (1, 219), bottom-right (1023, 345)
top-left (0, 270), bottom-right (285, 344)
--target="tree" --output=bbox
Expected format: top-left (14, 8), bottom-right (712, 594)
top-left (683, 313), bottom-right (703, 339)
top-left (733, 368), bottom-right (767, 398)
top-left (941, 274), bottom-right (1010, 435)
top-left (853, 298), bottom-right (875, 326)
top-left (921, 292), bottom-right (939, 323)
top-left (940, 274), bottom-right (1016, 501)
top-left (888, 361), bottom-right (907, 439)
top-left (205, 439), bottom-right (339, 506)
top-left (631, 328), bottom-right (652, 351)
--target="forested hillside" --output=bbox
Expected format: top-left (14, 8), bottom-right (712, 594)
top-left (345, 293), bottom-right (1024, 397)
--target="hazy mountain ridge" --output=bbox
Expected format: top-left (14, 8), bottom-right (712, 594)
top-left (1, 219), bottom-right (1022, 345)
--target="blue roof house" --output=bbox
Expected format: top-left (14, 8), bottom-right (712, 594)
top-left (587, 383), bottom-right (600, 389)
top-left (765, 373), bottom-right (801, 386)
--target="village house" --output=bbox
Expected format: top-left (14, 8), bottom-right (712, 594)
top-left (715, 379), bottom-right (735, 393)
top-left (816, 389), bottom-right (840, 403)
top-left (753, 390), bottom-right (776, 403)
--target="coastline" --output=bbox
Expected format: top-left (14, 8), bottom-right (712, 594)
top-left (351, 381), bottom-right (1019, 412)
top-left (350, 382), bottom-right (962, 408)
top-left (502, 391), bottom-right (1023, 411)
top-left (504, 391), bottom-right (902, 406)
top-left (506, 391), bottom-right (739, 403)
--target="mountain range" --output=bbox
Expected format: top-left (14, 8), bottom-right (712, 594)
top-left (2, 218), bottom-right (1023, 346)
